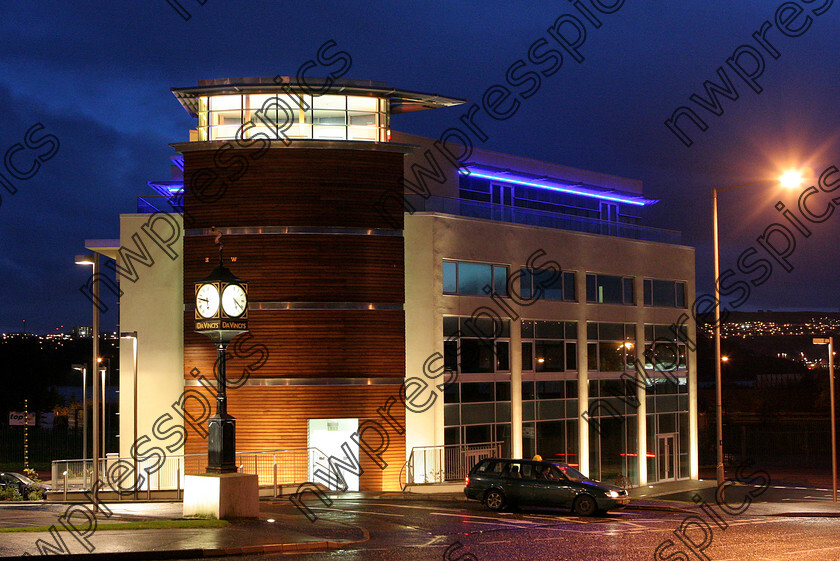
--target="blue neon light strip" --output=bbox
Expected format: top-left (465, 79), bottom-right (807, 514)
top-left (460, 169), bottom-right (656, 206)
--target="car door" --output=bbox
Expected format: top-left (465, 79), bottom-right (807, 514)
top-left (500, 461), bottom-right (532, 505)
top-left (528, 464), bottom-right (577, 508)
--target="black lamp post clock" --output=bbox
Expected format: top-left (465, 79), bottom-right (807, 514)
top-left (194, 256), bottom-right (249, 474)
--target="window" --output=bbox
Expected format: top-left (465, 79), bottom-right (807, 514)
top-left (196, 93), bottom-right (388, 142)
top-left (520, 269), bottom-right (576, 301)
top-left (587, 322), bottom-right (636, 372)
top-left (643, 279), bottom-right (687, 308)
top-left (443, 260), bottom-right (509, 296)
top-left (521, 321), bottom-right (577, 372)
top-left (586, 274), bottom-right (635, 305)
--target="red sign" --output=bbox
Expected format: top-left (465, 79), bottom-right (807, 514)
top-left (9, 412), bottom-right (36, 426)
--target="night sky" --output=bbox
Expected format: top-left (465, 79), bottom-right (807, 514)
top-left (2, 0), bottom-right (839, 334)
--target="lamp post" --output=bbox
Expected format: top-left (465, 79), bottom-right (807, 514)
top-left (75, 253), bottom-right (100, 513)
top-left (712, 171), bottom-right (803, 490)
top-left (71, 364), bottom-right (87, 487)
top-left (119, 332), bottom-right (138, 498)
top-left (814, 337), bottom-right (836, 502)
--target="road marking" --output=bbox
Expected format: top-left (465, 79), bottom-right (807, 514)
top-left (430, 512), bottom-right (541, 525)
top-left (306, 507), bottom-right (405, 517)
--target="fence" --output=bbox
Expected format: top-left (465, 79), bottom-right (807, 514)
top-left (401, 442), bottom-right (502, 488)
top-left (51, 447), bottom-right (326, 498)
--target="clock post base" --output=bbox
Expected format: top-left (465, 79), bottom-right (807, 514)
top-left (207, 415), bottom-right (237, 473)
top-left (183, 472), bottom-right (258, 519)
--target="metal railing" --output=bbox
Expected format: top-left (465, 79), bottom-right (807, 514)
top-left (406, 195), bottom-right (682, 244)
top-left (51, 447), bottom-right (327, 498)
top-left (401, 442), bottom-right (503, 489)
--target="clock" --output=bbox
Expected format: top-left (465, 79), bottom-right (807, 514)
top-left (221, 284), bottom-right (247, 318)
top-left (196, 283), bottom-right (220, 318)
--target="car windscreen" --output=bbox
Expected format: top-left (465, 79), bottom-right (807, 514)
top-left (16, 474), bottom-right (35, 485)
top-left (553, 464), bottom-right (587, 482)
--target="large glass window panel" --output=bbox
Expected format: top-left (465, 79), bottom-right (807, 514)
top-left (566, 419), bottom-right (579, 466)
top-left (535, 321), bottom-right (564, 339)
top-left (536, 380), bottom-right (565, 400)
top-left (644, 279), bottom-right (653, 306)
top-left (534, 269), bottom-right (563, 300)
top-left (444, 404), bottom-right (459, 426)
top-left (348, 126), bottom-right (378, 140)
top-left (312, 110), bottom-right (346, 125)
top-left (312, 94), bottom-right (346, 110)
top-left (522, 342), bottom-right (533, 371)
top-left (598, 323), bottom-right (624, 341)
top-left (445, 427), bottom-right (460, 446)
top-left (443, 262), bottom-right (457, 293)
top-left (537, 421), bottom-right (565, 457)
top-left (535, 341), bottom-right (565, 372)
top-left (347, 96), bottom-right (378, 111)
top-left (566, 342), bottom-right (577, 370)
top-left (458, 263), bottom-right (492, 295)
top-left (493, 266), bottom-right (508, 296)
top-left (599, 342), bottom-right (625, 371)
top-left (623, 277), bottom-right (634, 304)
top-left (587, 343), bottom-right (598, 370)
top-left (443, 316), bottom-right (459, 337)
top-left (443, 380), bottom-right (459, 403)
top-left (565, 322), bottom-right (577, 339)
top-left (496, 382), bottom-right (511, 401)
top-left (598, 275), bottom-right (623, 304)
top-left (563, 272), bottom-right (577, 301)
top-left (522, 381), bottom-right (535, 400)
top-left (461, 382), bottom-right (494, 402)
top-left (465, 425), bottom-right (493, 444)
top-left (586, 274), bottom-right (597, 302)
top-left (496, 402), bottom-right (511, 422)
top-left (348, 112), bottom-right (378, 126)
top-left (521, 320), bottom-right (535, 338)
top-left (496, 341), bottom-right (510, 371)
top-left (676, 282), bottom-right (686, 308)
top-left (460, 340), bottom-right (495, 373)
top-left (652, 279), bottom-right (675, 307)
top-left (519, 269), bottom-right (533, 300)
top-left (599, 417), bottom-right (625, 483)
top-left (209, 95), bottom-right (242, 111)
top-left (444, 340), bottom-right (458, 372)
top-left (462, 403), bottom-right (495, 424)
top-left (312, 125), bottom-right (346, 140)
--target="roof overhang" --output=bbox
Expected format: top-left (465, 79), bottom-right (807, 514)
top-left (171, 76), bottom-right (465, 117)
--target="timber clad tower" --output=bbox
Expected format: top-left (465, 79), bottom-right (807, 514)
top-left (171, 77), bottom-right (464, 491)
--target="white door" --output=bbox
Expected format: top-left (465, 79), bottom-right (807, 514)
top-left (307, 418), bottom-right (360, 492)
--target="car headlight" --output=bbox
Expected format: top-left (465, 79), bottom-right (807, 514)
top-left (607, 490), bottom-right (619, 498)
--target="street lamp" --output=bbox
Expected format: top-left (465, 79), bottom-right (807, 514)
top-left (813, 337), bottom-right (836, 502)
top-left (120, 331), bottom-right (138, 498)
top-left (712, 171), bottom-right (803, 490)
top-left (71, 363), bottom-right (87, 487)
top-left (75, 253), bottom-right (100, 513)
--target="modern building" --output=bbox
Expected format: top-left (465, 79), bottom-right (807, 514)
top-left (85, 76), bottom-right (696, 493)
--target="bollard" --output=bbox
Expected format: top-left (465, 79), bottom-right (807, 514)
top-left (274, 462), bottom-right (278, 497)
top-left (63, 471), bottom-right (68, 501)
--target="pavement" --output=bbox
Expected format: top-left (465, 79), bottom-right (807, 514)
top-left (1, 476), bottom-right (838, 560)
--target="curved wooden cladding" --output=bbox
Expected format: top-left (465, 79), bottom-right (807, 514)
top-left (184, 309), bottom-right (405, 379)
top-left (181, 148), bottom-right (404, 230)
top-left (183, 385), bottom-right (406, 492)
top-left (183, 234), bottom-right (404, 303)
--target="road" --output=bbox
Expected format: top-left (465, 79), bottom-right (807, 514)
top-left (174, 486), bottom-right (840, 561)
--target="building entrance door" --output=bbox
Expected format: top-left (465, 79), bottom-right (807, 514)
top-left (307, 418), bottom-right (360, 492)
top-left (657, 433), bottom-right (678, 482)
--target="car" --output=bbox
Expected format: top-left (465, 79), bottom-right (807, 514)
top-left (0, 472), bottom-right (51, 500)
top-left (464, 458), bottom-right (630, 516)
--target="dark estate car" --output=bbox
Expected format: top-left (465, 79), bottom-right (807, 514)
top-left (0, 472), bottom-right (50, 500)
top-left (464, 458), bottom-right (629, 516)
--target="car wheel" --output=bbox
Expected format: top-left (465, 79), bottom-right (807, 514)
top-left (573, 494), bottom-right (597, 516)
top-left (484, 489), bottom-right (505, 511)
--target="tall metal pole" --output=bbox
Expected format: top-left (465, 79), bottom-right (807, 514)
top-left (91, 253), bottom-right (100, 513)
top-left (830, 336), bottom-right (836, 502)
top-left (101, 365), bottom-right (106, 457)
top-left (712, 188), bottom-right (724, 490)
top-left (82, 367), bottom-right (87, 484)
top-left (133, 337), bottom-right (138, 499)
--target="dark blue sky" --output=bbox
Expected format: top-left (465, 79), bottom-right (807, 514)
top-left (2, 0), bottom-right (839, 333)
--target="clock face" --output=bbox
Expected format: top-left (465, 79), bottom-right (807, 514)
top-left (196, 283), bottom-right (220, 318)
top-left (222, 284), bottom-right (247, 318)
